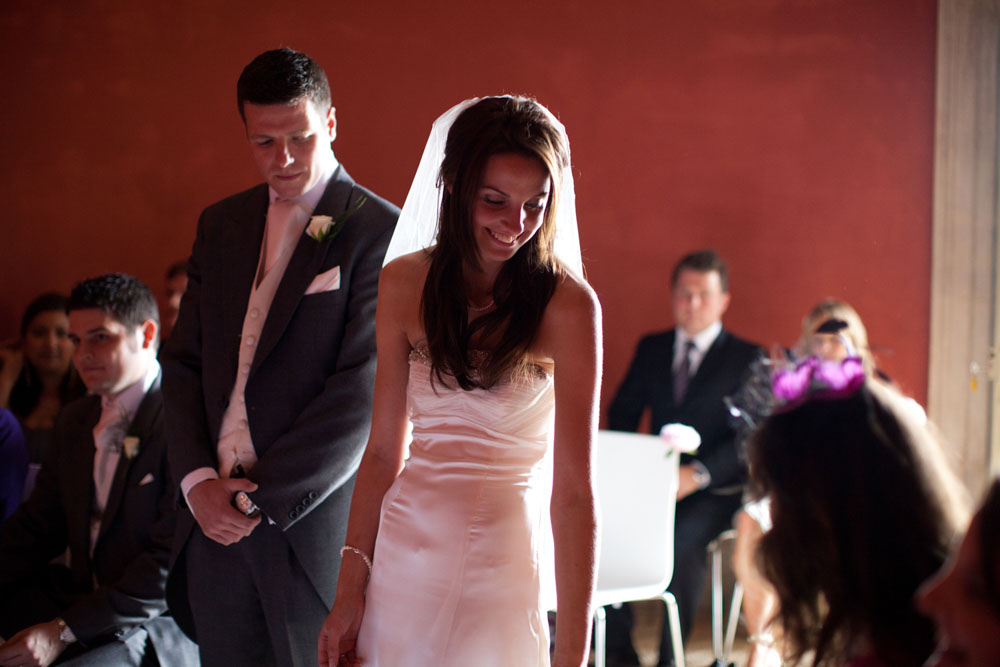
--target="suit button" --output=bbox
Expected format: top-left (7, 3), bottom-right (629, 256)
top-left (303, 497), bottom-right (312, 506)
top-left (289, 509), bottom-right (299, 520)
top-left (296, 503), bottom-right (305, 513)
top-left (307, 491), bottom-right (317, 500)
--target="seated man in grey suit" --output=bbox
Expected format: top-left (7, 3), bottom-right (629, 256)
top-left (162, 48), bottom-right (398, 666)
top-left (0, 274), bottom-right (197, 667)
top-left (606, 250), bottom-right (763, 666)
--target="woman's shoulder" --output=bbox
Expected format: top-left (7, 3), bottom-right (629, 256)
top-left (533, 268), bottom-right (601, 362)
top-left (381, 249), bottom-right (432, 289)
top-left (548, 268), bottom-right (601, 322)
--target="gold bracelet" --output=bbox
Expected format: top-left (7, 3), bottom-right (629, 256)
top-left (340, 545), bottom-right (373, 576)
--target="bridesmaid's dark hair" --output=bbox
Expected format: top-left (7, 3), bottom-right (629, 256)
top-left (423, 96), bottom-right (569, 390)
top-left (748, 383), bottom-right (968, 666)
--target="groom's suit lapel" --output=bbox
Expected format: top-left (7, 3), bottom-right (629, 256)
top-left (220, 186), bottom-right (269, 380)
top-left (253, 167), bottom-right (357, 372)
top-left (66, 398), bottom-right (101, 566)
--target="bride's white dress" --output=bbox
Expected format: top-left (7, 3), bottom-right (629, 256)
top-left (355, 347), bottom-right (556, 666)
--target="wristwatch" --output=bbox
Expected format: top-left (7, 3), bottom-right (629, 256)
top-left (233, 490), bottom-right (261, 517)
top-left (690, 461), bottom-right (712, 490)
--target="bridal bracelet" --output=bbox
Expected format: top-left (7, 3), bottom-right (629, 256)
top-left (340, 545), bottom-right (373, 576)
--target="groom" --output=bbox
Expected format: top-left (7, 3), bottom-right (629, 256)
top-left (162, 48), bottom-right (399, 665)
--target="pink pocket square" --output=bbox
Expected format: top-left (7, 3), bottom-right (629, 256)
top-left (138, 473), bottom-right (155, 486)
top-left (305, 266), bottom-right (341, 295)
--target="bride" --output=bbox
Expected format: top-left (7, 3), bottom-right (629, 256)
top-left (317, 96), bottom-right (601, 667)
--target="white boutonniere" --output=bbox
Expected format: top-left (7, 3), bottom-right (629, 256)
top-left (305, 195), bottom-right (368, 242)
top-left (659, 423), bottom-right (701, 454)
top-left (122, 436), bottom-right (141, 460)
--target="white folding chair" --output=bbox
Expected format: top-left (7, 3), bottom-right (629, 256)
top-left (591, 429), bottom-right (685, 667)
top-left (708, 528), bottom-right (742, 666)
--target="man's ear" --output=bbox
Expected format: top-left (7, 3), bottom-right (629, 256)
top-left (326, 106), bottom-right (337, 143)
top-left (140, 319), bottom-right (158, 350)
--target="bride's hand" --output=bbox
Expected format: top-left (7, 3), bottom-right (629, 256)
top-left (318, 593), bottom-right (365, 667)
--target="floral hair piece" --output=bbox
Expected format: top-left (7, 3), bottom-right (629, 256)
top-left (771, 356), bottom-right (865, 410)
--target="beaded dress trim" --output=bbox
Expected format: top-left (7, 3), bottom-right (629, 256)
top-left (408, 346), bottom-right (550, 381)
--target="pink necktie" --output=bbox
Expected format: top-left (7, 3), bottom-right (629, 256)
top-left (263, 198), bottom-right (299, 278)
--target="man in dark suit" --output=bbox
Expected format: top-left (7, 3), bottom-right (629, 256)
top-left (161, 48), bottom-right (398, 666)
top-left (606, 250), bottom-right (762, 666)
top-left (0, 273), bottom-right (197, 666)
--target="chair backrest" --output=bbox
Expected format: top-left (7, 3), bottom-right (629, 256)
top-left (593, 429), bottom-right (679, 605)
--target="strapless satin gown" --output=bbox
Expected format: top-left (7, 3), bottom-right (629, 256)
top-left (355, 348), bottom-right (556, 666)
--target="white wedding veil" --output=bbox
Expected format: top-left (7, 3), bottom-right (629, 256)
top-left (383, 96), bottom-right (583, 275)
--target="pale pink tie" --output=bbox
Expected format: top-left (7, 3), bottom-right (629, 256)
top-left (263, 198), bottom-right (299, 278)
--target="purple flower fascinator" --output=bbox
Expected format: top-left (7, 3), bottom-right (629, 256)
top-left (771, 356), bottom-right (866, 410)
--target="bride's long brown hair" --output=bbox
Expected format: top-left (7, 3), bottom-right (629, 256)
top-left (422, 96), bottom-right (569, 390)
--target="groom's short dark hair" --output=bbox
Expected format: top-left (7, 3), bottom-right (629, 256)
top-left (237, 48), bottom-right (332, 121)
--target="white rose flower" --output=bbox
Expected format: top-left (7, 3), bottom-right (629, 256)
top-left (659, 423), bottom-right (701, 453)
top-left (306, 215), bottom-right (335, 241)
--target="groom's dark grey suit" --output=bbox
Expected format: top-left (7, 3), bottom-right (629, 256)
top-left (162, 165), bottom-right (398, 663)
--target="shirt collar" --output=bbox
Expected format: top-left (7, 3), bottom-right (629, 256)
top-left (677, 320), bottom-right (723, 355)
top-left (100, 360), bottom-right (160, 421)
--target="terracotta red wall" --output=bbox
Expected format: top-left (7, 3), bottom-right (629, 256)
top-left (0, 0), bottom-right (937, 413)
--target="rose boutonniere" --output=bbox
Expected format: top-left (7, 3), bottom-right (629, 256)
top-left (659, 423), bottom-right (701, 454)
top-left (306, 195), bottom-right (368, 243)
top-left (122, 436), bottom-right (141, 460)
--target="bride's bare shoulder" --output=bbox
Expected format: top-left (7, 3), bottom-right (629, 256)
top-left (548, 268), bottom-right (600, 323)
top-left (381, 249), bottom-right (433, 292)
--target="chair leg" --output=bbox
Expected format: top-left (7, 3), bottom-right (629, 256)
top-left (711, 537), bottom-right (724, 658)
top-left (662, 592), bottom-right (686, 667)
top-left (723, 581), bottom-right (743, 661)
top-left (593, 605), bottom-right (607, 667)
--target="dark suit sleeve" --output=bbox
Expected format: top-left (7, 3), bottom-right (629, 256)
top-left (684, 342), bottom-right (764, 490)
top-left (689, 430), bottom-right (743, 492)
top-left (162, 209), bottom-right (218, 482)
top-left (249, 214), bottom-right (396, 529)
top-left (608, 336), bottom-right (656, 432)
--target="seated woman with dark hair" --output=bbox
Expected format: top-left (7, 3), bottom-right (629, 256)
top-left (747, 365), bottom-right (968, 666)
top-left (733, 298), bottom-right (888, 666)
top-left (0, 293), bottom-right (86, 462)
top-left (918, 476), bottom-right (1000, 666)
